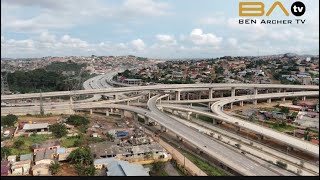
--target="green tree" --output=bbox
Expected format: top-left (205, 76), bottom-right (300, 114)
top-left (1, 114), bottom-right (18, 127)
top-left (49, 161), bottom-right (61, 175)
top-left (280, 107), bottom-right (290, 115)
top-left (292, 97), bottom-right (299, 105)
top-left (151, 162), bottom-right (165, 174)
top-left (1, 147), bottom-right (11, 160)
top-left (66, 115), bottom-right (89, 127)
top-left (68, 147), bottom-right (93, 166)
top-left (49, 124), bottom-right (68, 138)
top-left (13, 140), bottom-right (25, 149)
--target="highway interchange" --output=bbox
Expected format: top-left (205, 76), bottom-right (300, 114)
top-left (1, 72), bottom-right (319, 176)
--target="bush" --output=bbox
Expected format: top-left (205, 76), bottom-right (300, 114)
top-left (66, 115), bottom-right (89, 127)
top-left (1, 147), bottom-right (11, 160)
top-left (49, 124), bottom-right (68, 138)
top-left (13, 140), bottom-right (25, 149)
top-left (1, 114), bottom-right (18, 127)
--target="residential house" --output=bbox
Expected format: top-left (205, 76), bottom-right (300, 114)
top-left (32, 163), bottom-right (50, 176)
top-left (21, 123), bottom-right (50, 135)
top-left (11, 160), bottom-right (31, 176)
top-left (94, 158), bottom-right (150, 176)
top-left (20, 154), bottom-right (33, 162)
top-left (1, 161), bottom-right (11, 176)
top-left (7, 155), bottom-right (17, 163)
top-left (32, 141), bottom-right (61, 153)
top-left (34, 149), bottom-right (55, 165)
top-left (56, 147), bottom-right (78, 161)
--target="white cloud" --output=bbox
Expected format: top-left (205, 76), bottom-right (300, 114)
top-left (131, 39), bottom-right (146, 51)
top-left (189, 28), bottom-right (222, 46)
top-left (156, 34), bottom-right (177, 45)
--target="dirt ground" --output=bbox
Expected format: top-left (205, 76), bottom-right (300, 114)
top-left (18, 115), bottom-right (65, 124)
top-left (55, 163), bottom-right (78, 176)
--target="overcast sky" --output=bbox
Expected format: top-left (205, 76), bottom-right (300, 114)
top-left (1, 0), bottom-right (319, 58)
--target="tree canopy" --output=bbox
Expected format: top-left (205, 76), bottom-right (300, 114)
top-left (49, 123), bottom-right (68, 138)
top-left (66, 115), bottom-right (89, 127)
top-left (1, 114), bottom-right (18, 127)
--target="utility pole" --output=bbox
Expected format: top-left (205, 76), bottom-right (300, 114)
top-left (40, 89), bottom-right (44, 115)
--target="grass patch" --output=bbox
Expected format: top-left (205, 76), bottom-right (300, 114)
top-left (61, 137), bottom-right (79, 148)
top-left (197, 115), bottom-right (213, 123)
top-left (15, 134), bottom-right (53, 146)
top-left (181, 150), bottom-right (227, 176)
top-left (269, 123), bottom-right (296, 132)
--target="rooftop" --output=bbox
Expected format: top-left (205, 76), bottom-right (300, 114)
top-left (23, 123), bottom-right (49, 130)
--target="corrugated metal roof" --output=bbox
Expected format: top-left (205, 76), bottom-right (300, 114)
top-left (23, 123), bottom-right (48, 130)
top-left (20, 154), bottom-right (33, 161)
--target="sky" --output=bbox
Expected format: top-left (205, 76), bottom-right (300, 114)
top-left (1, 0), bottom-right (319, 59)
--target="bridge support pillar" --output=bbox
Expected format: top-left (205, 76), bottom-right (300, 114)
top-left (277, 89), bottom-right (281, 93)
top-left (90, 109), bottom-right (93, 115)
top-left (282, 97), bottom-right (286, 102)
top-left (148, 92), bottom-right (151, 99)
top-left (175, 91), bottom-right (181, 101)
top-left (133, 113), bottom-right (138, 121)
top-left (302, 96), bottom-right (306, 101)
top-left (114, 94), bottom-right (118, 101)
top-left (231, 87), bottom-right (236, 97)
top-left (161, 126), bottom-right (167, 132)
top-left (240, 101), bottom-right (244, 107)
top-left (230, 103), bottom-right (233, 109)
top-left (110, 108), bottom-right (113, 113)
top-left (176, 135), bottom-right (183, 142)
top-left (120, 110), bottom-right (124, 118)
top-left (127, 101), bottom-right (130, 106)
top-left (187, 112), bottom-right (192, 120)
top-left (105, 111), bottom-right (109, 117)
top-left (195, 114), bottom-right (199, 119)
top-left (267, 98), bottom-right (272, 103)
top-left (220, 91), bottom-right (223, 97)
top-left (253, 88), bottom-right (258, 105)
top-left (209, 88), bottom-right (213, 99)
top-left (212, 118), bottom-right (217, 125)
top-left (144, 117), bottom-right (149, 125)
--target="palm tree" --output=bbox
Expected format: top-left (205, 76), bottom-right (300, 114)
top-left (49, 161), bottom-right (60, 175)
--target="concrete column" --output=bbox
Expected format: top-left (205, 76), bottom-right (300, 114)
top-left (148, 92), bottom-right (151, 99)
top-left (282, 97), bottom-right (286, 102)
top-left (187, 112), bottom-right (192, 120)
top-left (132, 113), bottom-right (138, 121)
top-left (110, 108), bottom-right (113, 113)
top-left (212, 118), bottom-right (217, 125)
top-left (137, 99), bottom-right (140, 103)
top-left (195, 114), bottom-right (199, 119)
top-left (240, 101), bottom-right (244, 107)
top-left (253, 88), bottom-right (258, 105)
top-left (231, 87), bottom-right (236, 97)
top-left (175, 91), bottom-right (181, 101)
top-left (90, 109), bottom-right (93, 115)
top-left (209, 88), bottom-right (213, 99)
top-left (145, 117), bottom-right (149, 125)
top-left (277, 89), bottom-right (281, 93)
top-left (69, 96), bottom-right (74, 114)
top-left (119, 110), bottom-right (124, 118)
top-left (106, 111), bottom-right (109, 117)
top-left (114, 94), bottom-right (119, 101)
top-left (161, 126), bottom-right (167, 132)
top-left (220, 91), bottom-right (224, 97)
top-left (127, 101), bottom-right (130, 105)
top-left (302, 96), bottom-right (306, 101)
top-left (230, 103), bottom-right (233, 109)
top-left (267, 98), bottom-right (272, 103)
top-left (167, 96), bottom-right (170, 101)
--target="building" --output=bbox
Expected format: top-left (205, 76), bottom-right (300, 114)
top-left (89, 142), bottom-right (171, 163)
top-left (56, 147), bottom-right (78, 161)
top-left (122, 79), bottom-right (142, 85)
top-left (7, 155), bottom-right (17, 163)
top-left (279, 104), bottom-right (303, 111)
top-left (34, 149), bottom-right (55, 165)
top-left (11, 160), bottom-right (32, 176)
top-left (1, 161), bottom-right (11, 176)
top-left (20, 154), bottom-right (33, 162)
top-left (94, 158), bottom-right (150, 176)
top-left (32, 141), bottom-right (61, 153)
top-left (32, 163), bottom-right (50, 176)
top-left (297, 101), bottom-right (317, 109)
top-left (21, 123), bottom-right (50, 135)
